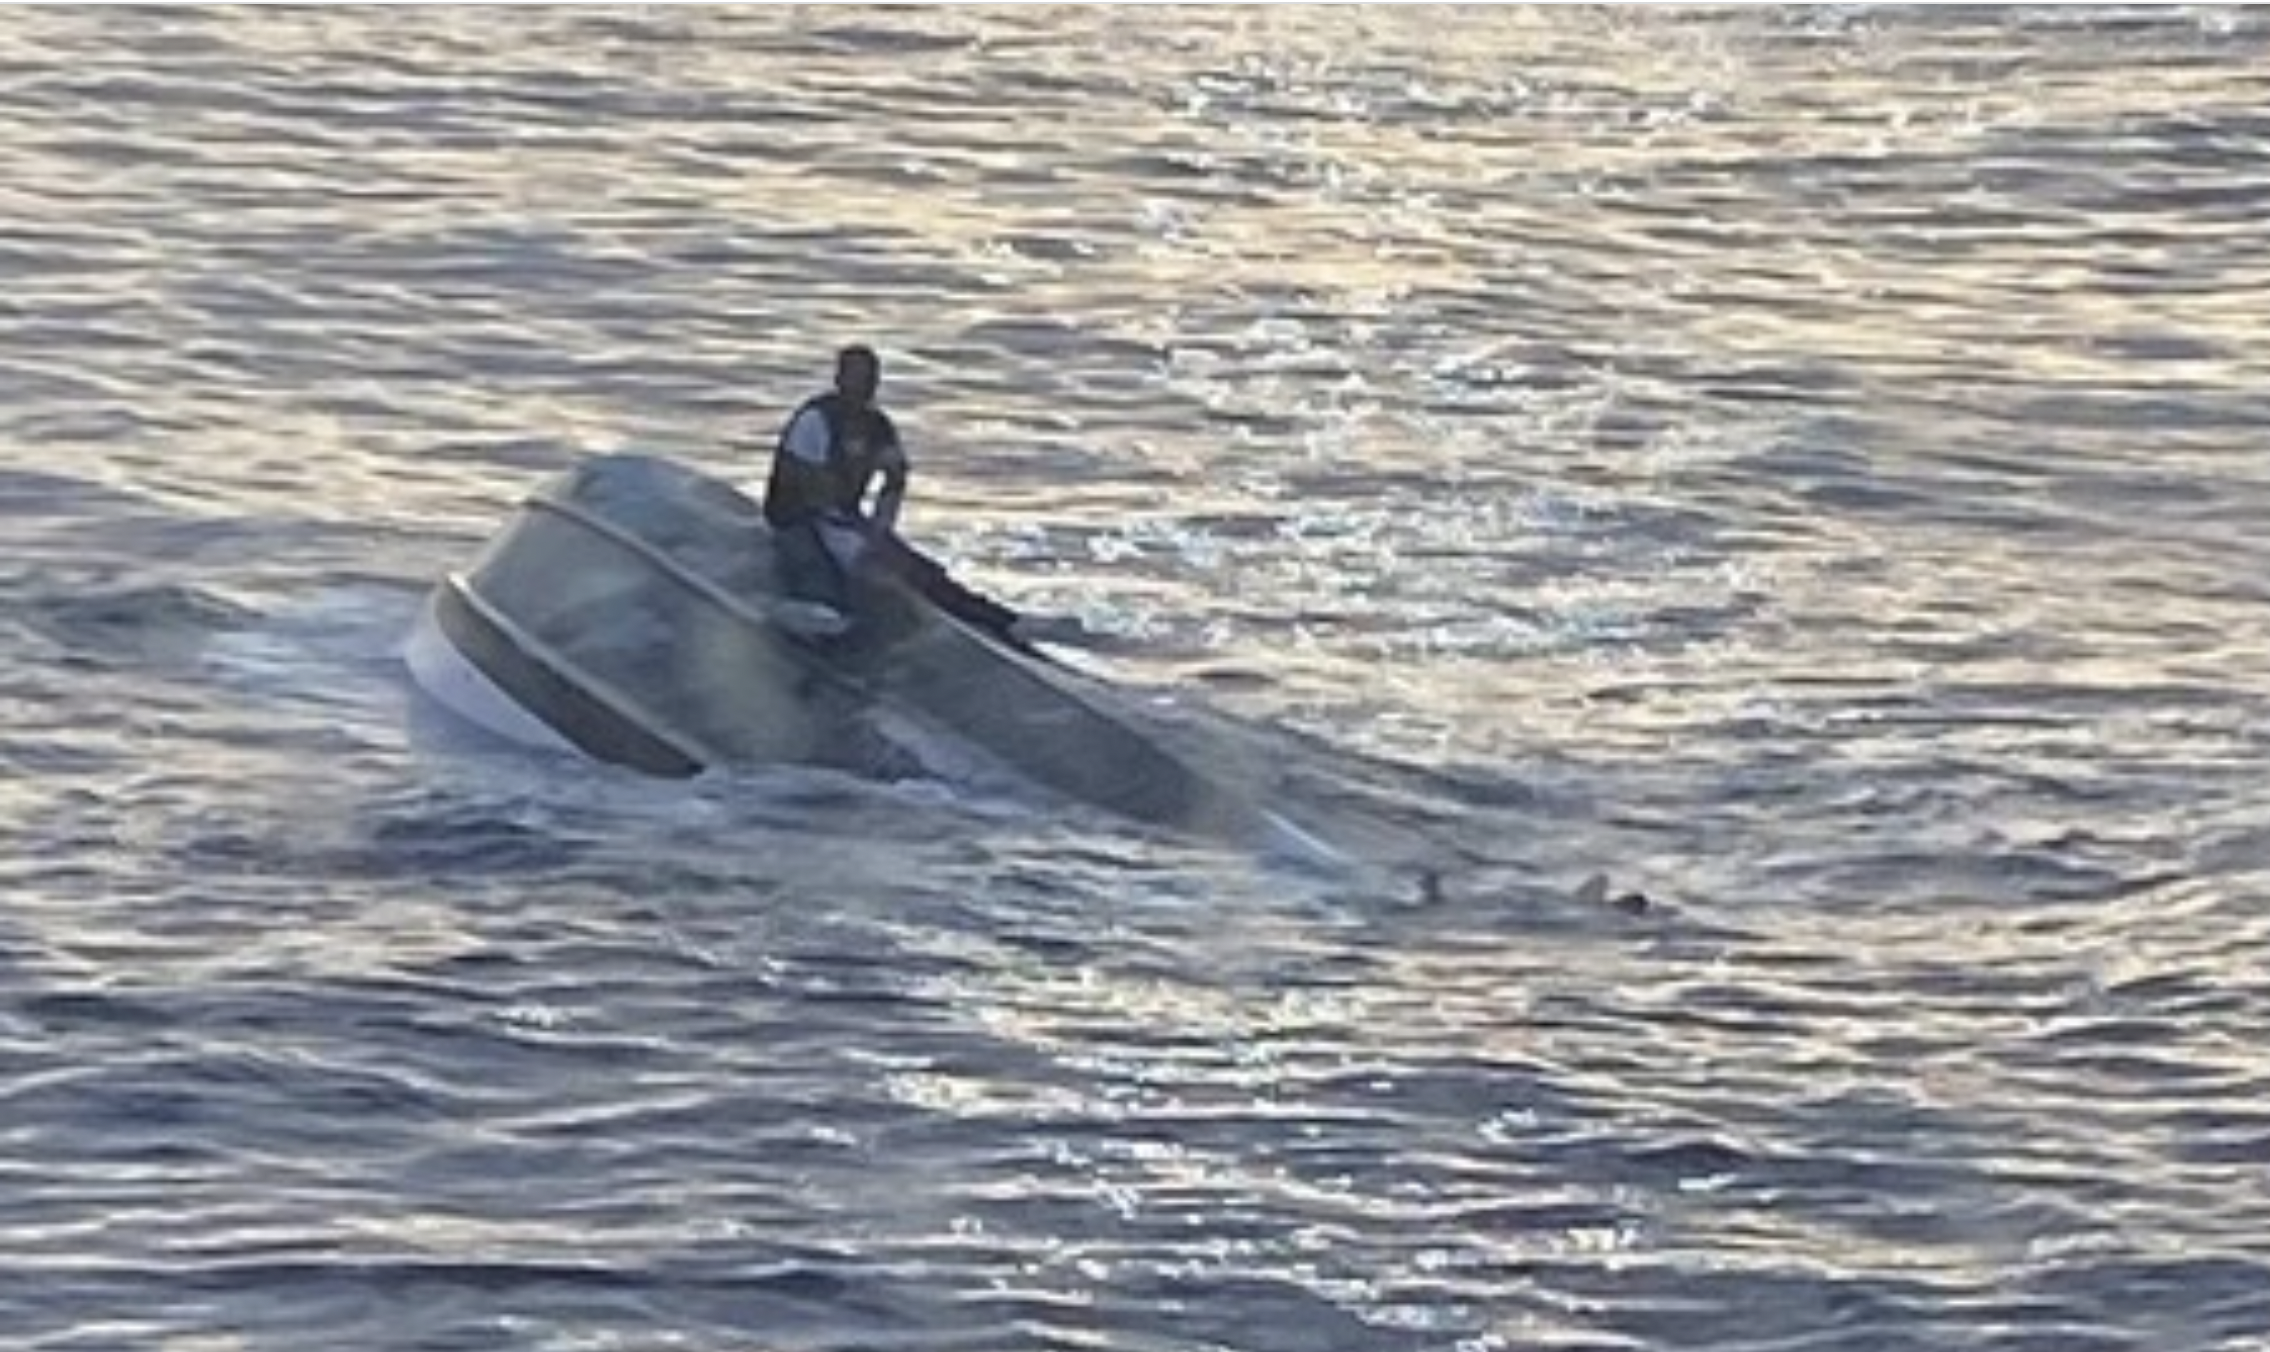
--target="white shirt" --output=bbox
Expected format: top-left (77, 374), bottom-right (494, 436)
top-left (780, 403), bottom-right (909, 532)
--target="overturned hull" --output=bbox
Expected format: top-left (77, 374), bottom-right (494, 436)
top-left (405, 453), bottom-right (1286, 843)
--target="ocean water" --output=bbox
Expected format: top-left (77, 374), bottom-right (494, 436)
top-left (5, 6), bottom-right (2270, 1349)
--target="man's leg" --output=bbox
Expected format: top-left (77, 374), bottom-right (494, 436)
top-left (771, 520), bottom-right (851, 614)
top-left (865, 531), bottom-right (1021, 636)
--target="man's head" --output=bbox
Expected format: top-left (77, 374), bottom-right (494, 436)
top-left (834, 344), bottom-right (882, 408)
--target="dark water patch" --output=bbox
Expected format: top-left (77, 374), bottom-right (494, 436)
top-left (2016, 1253), bottom-right (2270, 1347)
top-left (16, 987), bottom-right (179, 1035)
top-left (357, 809), bottom-right (583, 876)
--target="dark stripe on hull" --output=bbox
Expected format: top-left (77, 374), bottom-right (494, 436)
top-left (431, 576), bottom-right (704, 778)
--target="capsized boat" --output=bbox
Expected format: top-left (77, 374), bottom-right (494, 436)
top-left (403, 453), bottom-right (1338, 858)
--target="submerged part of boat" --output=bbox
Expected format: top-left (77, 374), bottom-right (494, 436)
top-left (403, 453), bottom-right (1319, 854)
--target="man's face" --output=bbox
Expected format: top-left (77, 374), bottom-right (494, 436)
top-left (838, 359), bottom-right (880, 408)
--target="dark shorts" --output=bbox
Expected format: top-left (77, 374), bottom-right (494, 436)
top-left (770, 518), bottom-right (851, 612)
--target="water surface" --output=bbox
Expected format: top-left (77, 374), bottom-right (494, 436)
top-left (4, 7), bottom-right (2269, 1350)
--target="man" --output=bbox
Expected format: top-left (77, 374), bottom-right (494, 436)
top-left (762, 345), bottom-right (1026, 642)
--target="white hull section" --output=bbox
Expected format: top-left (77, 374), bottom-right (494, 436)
top-left (401, 591), bottom-right (580, 756)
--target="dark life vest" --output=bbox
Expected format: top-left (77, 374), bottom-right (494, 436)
top-left (762, 392), bottom-right (899, 528)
